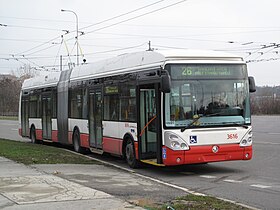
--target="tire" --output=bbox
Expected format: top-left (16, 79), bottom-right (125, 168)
top-left (30, 127), bottom-right (38, 144)
top-left (125, 138), bottom-right (140, 168)
top-left (73, 129), bottom-right (86, 154)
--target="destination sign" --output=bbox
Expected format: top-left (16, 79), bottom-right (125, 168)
top-left (105, 86), bottom-right (119, 94)
top-left (170, 64), bottom-right (246, 79)
top-left (182, 66), bottom-right (231, 76)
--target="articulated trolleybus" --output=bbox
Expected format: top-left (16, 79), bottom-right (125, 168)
top-left (19, 50), bottom-right (256, 168)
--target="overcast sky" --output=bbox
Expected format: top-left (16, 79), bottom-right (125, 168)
top-left (0, 0), bottom-right (279, 86)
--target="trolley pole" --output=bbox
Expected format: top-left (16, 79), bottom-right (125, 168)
top-left (61, 9), bottom-right (79, 66)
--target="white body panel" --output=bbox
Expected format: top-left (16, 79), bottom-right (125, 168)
top-left (29, 118), bottom-right (42, 130)
top-left (163, 126), bottom-right (251, 147)
top-left (52, 119), bottom-right (57, 130)
top-left (68, 119), bottom-right (88, 134)
top-left (103, 121), bottom-right (138, 140)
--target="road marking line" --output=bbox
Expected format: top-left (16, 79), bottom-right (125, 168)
top-left (250, 184), bottom-right (272, 189)
top-left (11, 128), bottom-right (18, 131)
top-left (200, 175), bottom-right (217, 179)
top-left (64, 148), bottom-right (260, 210)
top-left (223, 179), bottom-right (242, 183)
top-left (268, 133), bottom-right (280, 135)
top-left (254, 142), bottom-right (280, 145)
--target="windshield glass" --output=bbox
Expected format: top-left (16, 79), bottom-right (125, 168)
top-left (164, 64), bottom-right (251, 128)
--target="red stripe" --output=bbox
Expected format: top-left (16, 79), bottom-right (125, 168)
top-left (35, 129), bottom-right (43, 140)
top-left (134, 141), bottom-right (139, 160)
top-left (52, 130), bottom-right (58, 142)
top-left (19, 128), bottom-right (22, 136)
top-left (103, 137), bottom-right (123, 155)
top-left (162, 144), bottom-right (252, 166)
top-left (80, 133), bottom-right (89, 148)
top-left (68, 131), bottom-right (73, 144)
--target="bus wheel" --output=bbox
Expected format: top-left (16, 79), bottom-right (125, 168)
top-left (73, 130), bottom-right (86, 154)
top-left (30, 127), bottom-right (38, 144)
top-left (125, 138), bottom-right (140, 168)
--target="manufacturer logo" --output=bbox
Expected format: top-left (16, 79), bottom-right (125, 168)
top-left (212, 145), bottom-right (219, 153)
top-left (190, 136), bottom-right (197, 144)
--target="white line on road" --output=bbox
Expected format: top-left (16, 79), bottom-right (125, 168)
top-left (250, 184), bottom-right (272, 189)
top-left (254, 142), bottom-right (280, 145)
top-left (2, 123), bottom-right (17, 126)
top-left (200, 175), bottom-right (217, 179)
top-left (223, 179), bottom-right (243, 183)
top-left (11, 128), bottom-right (18, 131)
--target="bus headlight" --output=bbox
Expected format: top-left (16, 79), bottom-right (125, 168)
top-left (240, 137), bottom-right (252, 147)
top-left (240, 129), bottom-right (253, 147)
top-left (164, 132), bottom-right (189, 151)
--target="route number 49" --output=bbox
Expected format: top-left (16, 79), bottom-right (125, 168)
top-left (227, 133), bottom-right (238, 139)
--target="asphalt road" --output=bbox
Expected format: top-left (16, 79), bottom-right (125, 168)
top-left (1, 116), bottom-right (280, 210)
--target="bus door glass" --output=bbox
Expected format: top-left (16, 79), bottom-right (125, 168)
top-left (21, 96), bottom-right (29, 136)
top-left (138, 84), bottom-right (161, 161)
top-left (89, 88), bottom-right (103, 148)
top-left (42, 93), bottom-right (52, 139)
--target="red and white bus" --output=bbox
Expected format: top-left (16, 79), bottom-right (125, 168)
top-left (19, 49), bottom-right (256, 168)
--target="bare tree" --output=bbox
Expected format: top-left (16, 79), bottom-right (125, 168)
top-left (0, 75), bottom-right (21, 115)
top-left (11, 64), bottom-right (38, 82)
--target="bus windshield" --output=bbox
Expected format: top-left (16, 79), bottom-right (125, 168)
top-left (164, 64), bottom-right (251, 128)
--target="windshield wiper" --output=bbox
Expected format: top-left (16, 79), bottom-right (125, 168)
top-left (222, 122), bottom-right (249, 129)
top-left (180, 112), bottom-right (221, 132)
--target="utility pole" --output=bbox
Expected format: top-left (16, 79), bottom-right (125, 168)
top-left (60, 55), bottom-right (62, 71)
top-left (148, 41), bottom-right (152, 51)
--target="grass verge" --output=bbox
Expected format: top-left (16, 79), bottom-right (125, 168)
top-left (0, 139), bottom-right (250, 210)
top-left (142, 194), bottom-right (250, 210)
top-left (0, 139), bottom-right (97, 165)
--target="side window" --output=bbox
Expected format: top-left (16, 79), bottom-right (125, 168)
top-left (104, 85), bottom-right (119, 121)
top-left (119, 84), bottom-right (136, 122)
top-left (81, 88), bottom-right (88, 119)
top-left (69, 88), bottom-right (83, 119)
top-left (29, 95), bottom-right (38, 118)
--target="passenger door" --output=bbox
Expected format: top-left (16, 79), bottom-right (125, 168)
top-left (21, 96), bottom-right (29, 137)
top-left (137, 83), bottom-right (162, 163)
top-left (89, 88), bottom-right (103, 148)
top-left (42, 93), bottom-right (52, 139)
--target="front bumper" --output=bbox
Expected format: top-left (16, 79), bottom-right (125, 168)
top-left (162, 144), bottom-right (252, 166)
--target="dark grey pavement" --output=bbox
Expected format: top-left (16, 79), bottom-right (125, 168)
top-left (0, 157), bottom-right (145, 210)
top-left (1, 116), bottom-right (280, 209)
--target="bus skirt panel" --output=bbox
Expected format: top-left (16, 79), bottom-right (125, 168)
top-left (162, 144), bottom-right (252, 166)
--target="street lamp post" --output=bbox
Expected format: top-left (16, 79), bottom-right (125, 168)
top-left (61, 9), bottom-right (79, 66)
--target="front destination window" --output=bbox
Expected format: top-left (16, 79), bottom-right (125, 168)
top-left (164, 64), bottom-right (251, 128)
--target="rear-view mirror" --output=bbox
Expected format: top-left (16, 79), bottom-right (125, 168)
top-left (249, 76), bottom-right (256, 93)
top-left (161, 72), bottom-right (171, 93)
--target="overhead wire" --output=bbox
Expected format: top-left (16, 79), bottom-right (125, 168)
top-left (0, 23), bottom-right (63, 32)
top-left (15, 36), bottom-right (61, 56)
top-left (84, 42), bottom-right (147, 55)
top-left (83, 0), bottom-right (188, 35)
top-left (53, 36), bottom-right (64, 68)
top-left (80, 0), bottom-right (165, 31)
top-left (6, 0), bottom-right (176, 69)
top-left (21, 55), bottom-right (46, 70)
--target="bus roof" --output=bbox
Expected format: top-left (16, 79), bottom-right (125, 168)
top-left (70, 49), bottom-right (244, 81)
top-left (21, 49), bottom-right (244, 90)
top-left (22, 71), bottom-right (61, 90)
